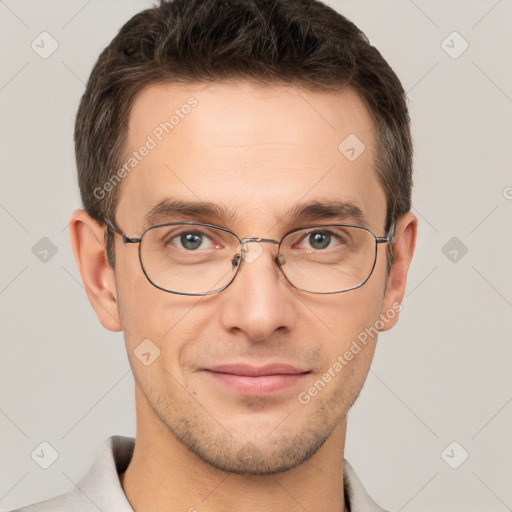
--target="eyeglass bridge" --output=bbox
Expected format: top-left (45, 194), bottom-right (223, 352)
top-left (231, 237), bottom-right (281, 268)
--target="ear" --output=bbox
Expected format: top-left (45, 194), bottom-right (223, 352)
top-left (379, 211), bottom-right (417, 332)
top-left (69, 209), bottom-right (121, 332)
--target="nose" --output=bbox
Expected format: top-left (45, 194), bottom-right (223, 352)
top-left (217, 240), bottom-right (297, 342)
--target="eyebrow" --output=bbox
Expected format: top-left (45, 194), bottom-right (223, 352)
top-left (143, 198), bottom-right (368, 230)
top-left (143, 199), bottom-right (239, 229)
top-left (282, 200), bottom-right (368, 228)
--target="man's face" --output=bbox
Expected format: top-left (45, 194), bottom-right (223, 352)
top-left (113, 81), bottom-right (391, 473)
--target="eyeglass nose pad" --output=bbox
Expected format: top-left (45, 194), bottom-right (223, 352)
top-left (277, 254), bottom-right (286, 267)
top-left (231, 253), bottom-right (242, 267)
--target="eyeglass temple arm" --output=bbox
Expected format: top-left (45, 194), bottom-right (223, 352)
top-left (375, 221), bottom-right (396, 244)
top-left (102, 217), bottom-right (141, 244)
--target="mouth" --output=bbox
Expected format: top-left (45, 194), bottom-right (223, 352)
top-left (203, 363), bottom-right (311, 396)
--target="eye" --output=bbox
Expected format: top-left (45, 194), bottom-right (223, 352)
top-left (166, 230), bottom-right (217, 251)
top-left (298, 230), bottom-right (342, 250)
top-left (289, 227), bottom-right (351, 253)
top-left (180, 232), bottom-right (204, 250)
top-left (307, 231), bottom-right (332, 250)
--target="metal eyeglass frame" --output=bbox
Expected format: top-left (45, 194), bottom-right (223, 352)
top-left (103, 217), bottom-right (396, 296)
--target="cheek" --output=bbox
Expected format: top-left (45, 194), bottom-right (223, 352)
top-left (303, 286), bottom-right (383, 388)
top-left (114, 257), bottom-right (214, 373)
top-left (315, 284), bottom-right (384, 346)
top-left (307, 290), bottom-right (383, 403)
top-left (114, 250), bottom-right (180, 350)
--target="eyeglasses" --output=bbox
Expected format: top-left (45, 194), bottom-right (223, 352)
top-left (104, 219), bottom-right (395, 295)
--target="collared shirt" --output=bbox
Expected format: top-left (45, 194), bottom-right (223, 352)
top-left (13, 435), bottom-right (389, 512)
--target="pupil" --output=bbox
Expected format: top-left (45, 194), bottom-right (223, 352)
top-left (181, 232), bottom-right (202, 250)
top-left (309, 231), bottom-right (330, 249)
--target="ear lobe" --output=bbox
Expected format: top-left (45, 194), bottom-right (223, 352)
top-left (69, 209), bottom-right (122, 332)
top-left (379, 211), bottom-right (417, 332)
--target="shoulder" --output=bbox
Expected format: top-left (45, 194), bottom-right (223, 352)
top-left (343, 459), bottom-right (391, 512)
top-left (9, 488), bottom-right (98, 512)
top-left (10, 435), bottom-right (135, 512)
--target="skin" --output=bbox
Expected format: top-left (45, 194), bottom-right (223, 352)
top-left (70, 81), bottom-right (417, 512)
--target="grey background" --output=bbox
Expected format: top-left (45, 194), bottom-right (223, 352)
top-left (1, 0), bottom-right (511, 510)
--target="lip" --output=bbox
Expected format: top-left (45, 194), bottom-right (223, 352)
top-left (204, 363), bottom-right (310, 396)
top-left (208, 363), bottom-right (308, 376)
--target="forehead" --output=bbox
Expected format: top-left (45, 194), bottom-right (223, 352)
top-left (117, 81), bottom-right (386, 233)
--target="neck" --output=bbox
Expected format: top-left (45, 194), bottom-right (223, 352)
top-left (120, 388), bottom-right (349, 512)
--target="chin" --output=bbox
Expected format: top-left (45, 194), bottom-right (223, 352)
top-left (194, 437), bottom-right (329, 475)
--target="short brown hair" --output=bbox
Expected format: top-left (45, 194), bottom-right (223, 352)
top-left (75, 0), bottom-right (412, 269)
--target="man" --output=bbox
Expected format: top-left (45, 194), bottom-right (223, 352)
top-left (15, 0), bottom-right (416, 510)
